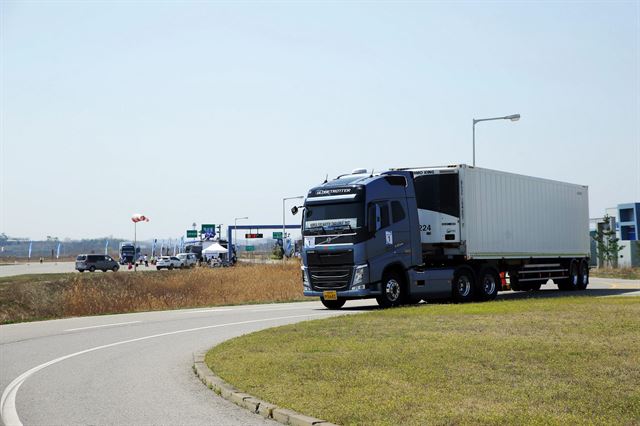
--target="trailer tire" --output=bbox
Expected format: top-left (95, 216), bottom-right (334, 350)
top-left (577, 259), bottom-right (589, 290)
top-left (558, 259), bottom-right (579, 291)
top-left (452, 267), bottom-right (475, 303)
top-left (321, 298), bottom-right (346, 310)
top-left (476, 267), bottom-right (499, 301)
top-left (376, 270), bottom-right (405, 308)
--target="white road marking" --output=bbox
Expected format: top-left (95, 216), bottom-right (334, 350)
top-left (182, 306), bottom-right (315, 315)
top-left (0, 313), bottom-right (333, 426)
top-left (64, 321), bottom-right (141, 332)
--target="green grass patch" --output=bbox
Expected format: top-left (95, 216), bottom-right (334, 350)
top-left (207, 297), bottom-right (640, 425)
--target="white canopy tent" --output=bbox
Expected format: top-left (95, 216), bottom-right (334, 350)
top-left (202, 242), bottom-right (228, 260)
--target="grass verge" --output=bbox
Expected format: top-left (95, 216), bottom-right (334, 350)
top-left (207, 297), bottom-right (640, 425)
top-left (591, 267), bottom-right (640, 280)
top-left (0, 263), bottom-right (305, 324)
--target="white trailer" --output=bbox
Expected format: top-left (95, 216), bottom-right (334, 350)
top-left (405, 164), bottom-right (590, 293)
top-left (409, 165), bottom-right (589, 258)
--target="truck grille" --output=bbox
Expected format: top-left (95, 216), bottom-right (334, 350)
top-left (309, 266), bottom-right (353, 290)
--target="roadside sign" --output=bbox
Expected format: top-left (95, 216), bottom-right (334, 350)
top-left (201, 224), bottom-right (216, 238)
top-left (272, 232), bottom-right (283, 239)
top-left (245, 246), bottom-right (255, 252)
top-left (186, 230), bottom-right (198, 238)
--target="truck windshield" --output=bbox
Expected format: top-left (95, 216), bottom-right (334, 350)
top-left (304, 202), bottom-right (364, 234)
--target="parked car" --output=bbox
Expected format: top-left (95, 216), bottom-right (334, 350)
top-left (176, 253), bottom-right (197, 268)
top-left (76, 254), bottom-right (119, 272)
top-left (156, 256), bottom-right (183, 270)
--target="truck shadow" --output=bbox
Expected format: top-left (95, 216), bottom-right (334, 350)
top-left (334, 288), bottom-right (639, 311)
top-left (498, 288), bottom-right (639, 300)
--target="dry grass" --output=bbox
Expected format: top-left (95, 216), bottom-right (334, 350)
top-left (0, 263), bottom-right (304, 324)
top-left (591, 267), bottom-right (640, 280)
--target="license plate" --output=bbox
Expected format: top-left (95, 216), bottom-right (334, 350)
top-left (323, 290), bottom-right (337, 301)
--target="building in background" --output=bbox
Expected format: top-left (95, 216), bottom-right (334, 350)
top-left (591, 202), bottom-right (640, 268)
top-left (618, 203), bottom-right (639, 241)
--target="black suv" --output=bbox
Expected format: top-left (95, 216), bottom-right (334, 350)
top-left (76, 254), bottom-right (119, 272)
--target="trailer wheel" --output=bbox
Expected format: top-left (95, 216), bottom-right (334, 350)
top-left (577, 259), bottom-right (589, 290)
top-left (321, 298), bottom-right (346, 310)
top-left (452, 267), bottom-right (475, 303)
top-left (557, 259), bottom-right (579, 291)
top-left (477, 267), bottom-right (499, 301)
top-left (376, 270), bottom-right (404, 308)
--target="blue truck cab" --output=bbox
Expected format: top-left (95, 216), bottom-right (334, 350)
top-left (300, 169), bottom-right (453, 309)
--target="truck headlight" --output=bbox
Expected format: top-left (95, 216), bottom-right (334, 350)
top-left (302, 266), bottom-right (310, 290)
top-left (351, 264), bottom-right (368, 290)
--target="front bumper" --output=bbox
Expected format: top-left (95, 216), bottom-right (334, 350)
top-left (304, 288), bottom-right (380, 298)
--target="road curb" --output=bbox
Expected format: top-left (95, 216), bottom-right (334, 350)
top-left (193, 352), bottom-right (338, 426)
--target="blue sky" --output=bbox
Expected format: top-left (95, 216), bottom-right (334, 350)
top-left (1, 1), bottom-right (638, 240)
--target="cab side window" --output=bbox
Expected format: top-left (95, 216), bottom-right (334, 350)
top-left (368, 201), bottom-right (391, 231)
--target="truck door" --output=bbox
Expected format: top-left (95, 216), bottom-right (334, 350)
top-left (367, 200), bottom-right (410, 283)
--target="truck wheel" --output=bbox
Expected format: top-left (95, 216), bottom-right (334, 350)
top-left (477, 267), bottom-right (499, 301)
top-left (452, 267), bottom-right (475, 303)
top-left (156, 267), bottom-right (161, 270)
top-left (557, 260), bottom-right (579, 291)
top-left (577, 259), bottom-right (589, 290)
top-left (112, 266), bottom-right (119, 272)
top-left (169, 265), bottom-right (174, 270)
top-left (321, 298), bottom-right (346, 310)
top-left (376, 270), bottom-right (404, 308)
top-left (89, 266), bottom-right (96, 273)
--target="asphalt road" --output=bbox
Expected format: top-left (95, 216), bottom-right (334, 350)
top-left (0, 262), bottom-right (158, 278)
top-left (1, 279), bottom-right (638, 426)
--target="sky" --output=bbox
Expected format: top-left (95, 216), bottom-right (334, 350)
top-left (1, 1), bottom-right (639, 241)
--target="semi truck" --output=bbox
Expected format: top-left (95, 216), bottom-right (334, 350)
top-left (119, 242), bottom-right (136, 264)
top-left (296, 165), bottom-right (590, 309)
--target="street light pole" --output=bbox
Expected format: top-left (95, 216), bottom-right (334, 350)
top-left (234, 217), bottom-right (248, 251)
top-left (283, 196), bottom-right (304, 259)
top-left (472, 114), bottom-right (520, 167)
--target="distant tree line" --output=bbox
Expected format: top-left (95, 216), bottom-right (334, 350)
top-left (0, 234), bottom-right (129, 258)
